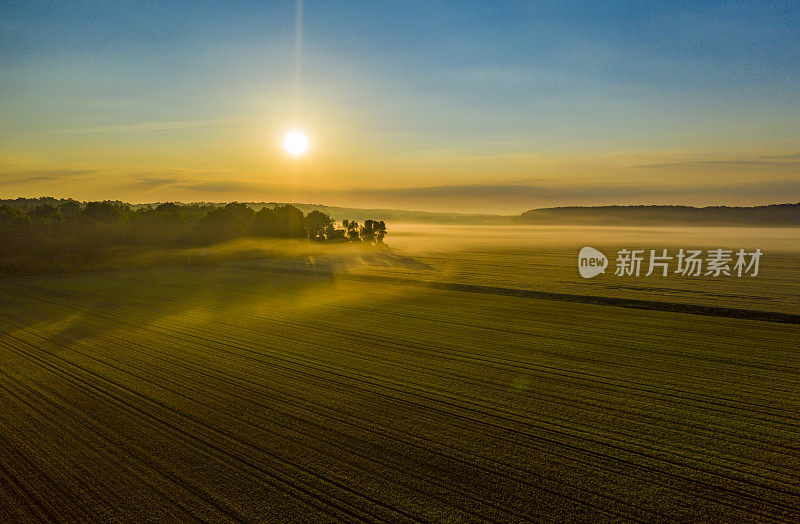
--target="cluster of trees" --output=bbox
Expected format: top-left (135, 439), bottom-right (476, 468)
top-left (201, 202), bottom-right (386, 243)
top-left (0, 199), bottom-right (385, 243)
top-left (0, 198), bottom-right (387, 273)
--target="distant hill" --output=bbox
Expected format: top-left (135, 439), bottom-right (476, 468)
top-left (515, 204), bottom-right (800, 226)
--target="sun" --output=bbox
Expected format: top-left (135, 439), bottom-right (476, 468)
top-left (282, 130), bottom-right (310, 157)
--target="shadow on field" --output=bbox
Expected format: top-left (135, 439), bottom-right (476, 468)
top-left (0, 259), bottom-right (339, 355)
top-left (1, 239), bottom-right (445, 356)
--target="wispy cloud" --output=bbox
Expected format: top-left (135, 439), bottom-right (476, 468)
top-left (133, 177), bottom-right (183, 187)
top-left (633, 153), bottom-right (800, 170)
top-left (58, 120), bottom-right (233, 134)
top-left (759, 153), bottom-right (800, 160)
top-left (176, 180), bottom-right (270, 192)
top-left (132, 177), bottom-right (280, 193)
top-left (0, 168), bottom-right (96, 183)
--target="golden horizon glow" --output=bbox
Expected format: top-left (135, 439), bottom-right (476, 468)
top-left (282, 130), bottom-right (310, 157)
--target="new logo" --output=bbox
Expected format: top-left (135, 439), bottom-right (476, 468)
top-left (578, 247), bottom-right (608, 278)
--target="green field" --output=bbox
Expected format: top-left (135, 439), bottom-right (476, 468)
top-left (1, 227), bottom-right (799, 521)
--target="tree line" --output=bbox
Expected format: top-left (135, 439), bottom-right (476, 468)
top-left (0, 198), bottom-right (387, 273)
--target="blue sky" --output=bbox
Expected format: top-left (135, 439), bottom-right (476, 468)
top-left (1, 1), bottom-right (798, 212)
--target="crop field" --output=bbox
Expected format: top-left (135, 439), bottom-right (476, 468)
top-left (1, 238), bottom-right (798, 522)
top-left (0, 227), bottom-right (798, 522)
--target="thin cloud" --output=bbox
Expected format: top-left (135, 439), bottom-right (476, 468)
top-left (133, 177), bottom-right (183, 187)
top-left (0, 168), bottom-right (96, 183)
top-left (759, 153), bottom-right (800, 160)
top-left (59, 120), bottom-right (233, 134)
top-left (176, 180), bottom-right (276, 193)
top-left (633, 154), bottom-right (800, 170)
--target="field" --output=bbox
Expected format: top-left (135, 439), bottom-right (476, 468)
top-left (1, 226), bottom-right (798, 521)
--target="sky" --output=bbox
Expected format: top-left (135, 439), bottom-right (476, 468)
top-left (1, 1), bottom-right (798, 213)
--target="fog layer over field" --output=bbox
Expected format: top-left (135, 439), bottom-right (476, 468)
top-left (348, 225), bottom-right (800, 315)
top-left (1, 224), bottom-right (798, 520)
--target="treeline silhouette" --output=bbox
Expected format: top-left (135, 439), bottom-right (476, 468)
top-left (515, 203), bottom-right (800, 226)
top-left (0, 198), bottom-right (386, 273)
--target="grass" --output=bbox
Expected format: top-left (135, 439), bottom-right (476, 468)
top-left (1, 260), bottom-right (798, 521)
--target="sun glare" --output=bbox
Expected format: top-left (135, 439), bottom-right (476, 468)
top-left (282, 130), bottom-right (310, 157)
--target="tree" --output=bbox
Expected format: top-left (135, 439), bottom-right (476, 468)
top-left (345, 220), bottom-right (360, 241)
top-left (252, 204), bottom-right (306, 238)
top-left (324, 223), bottom-right (345, 241)
top-left (0, 205), bottom-right (26, 228)
top-left (199, 202), bottom-right (254, 241)
top-left (305, 210), bottom-right (332, 240)
top-left (59, 200), bottom-right (82, 220)
top-left (153, 202), bottom-right (182, 221)
top-left (375, 220), bottom-right (387, 243)
top-left (272, 204), bottom-right (305, 237)
top-left (83, 201), bottom-right (130, 223)
top-left (358, 219), bottom-right (386, 244)
top-left (360, 220), bottom-right (376, 243)
top-left (28, 204), bottom-right (59, 221)
top-left (253, 207), bottom-right (278, 236)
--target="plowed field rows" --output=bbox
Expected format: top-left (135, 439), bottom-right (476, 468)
top-left (1, 266), bottom-right (798, 521)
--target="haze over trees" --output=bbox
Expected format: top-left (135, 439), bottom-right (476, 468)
top-left (0, 198), bottom-right (387, 273)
